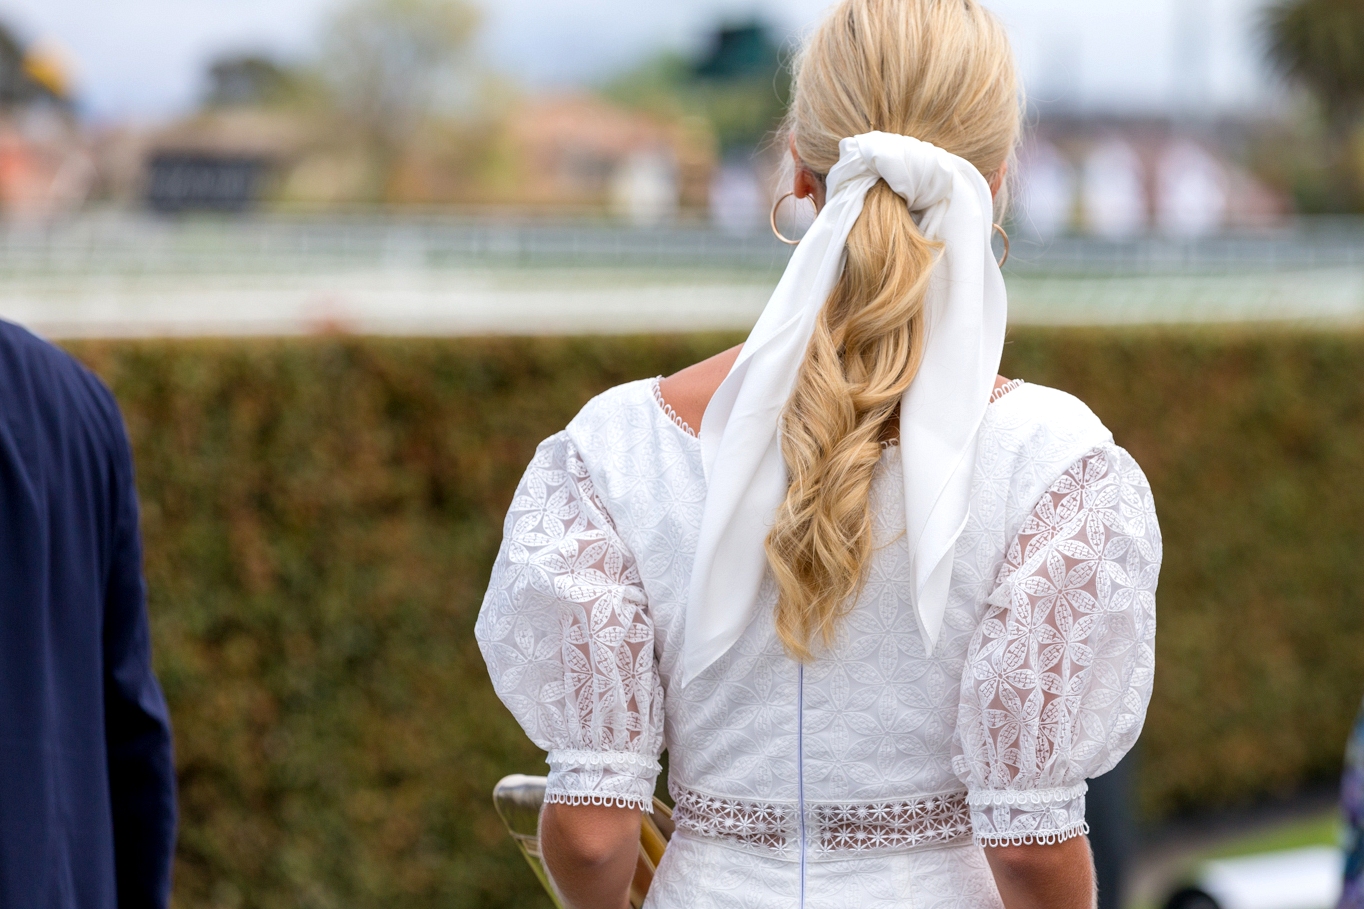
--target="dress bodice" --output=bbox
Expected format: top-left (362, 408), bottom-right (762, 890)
top-left (476, 378), bottom-right (1160, 866)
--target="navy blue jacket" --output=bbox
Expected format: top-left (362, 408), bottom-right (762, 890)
top-left (0, 321), bottom-right (176, 908)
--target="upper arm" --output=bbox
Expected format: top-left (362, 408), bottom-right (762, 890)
top-left (540, 801), bottom-right (644, 868)
top-left (985, 835), bottom-right (1096, 909)
top-left (954, 444), bottom-right (1160, 846)
top-left (476, 433), bottom-right (665, 812)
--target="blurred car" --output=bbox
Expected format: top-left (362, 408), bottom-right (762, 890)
top-left (1163, 845), bottom-right (1343, 909)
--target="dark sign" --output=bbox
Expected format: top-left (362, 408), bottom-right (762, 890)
top-left (145, 153), bottom-right (268, 213)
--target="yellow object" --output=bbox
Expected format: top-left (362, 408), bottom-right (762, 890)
top-left (22, 44), bottom-right (72, 100)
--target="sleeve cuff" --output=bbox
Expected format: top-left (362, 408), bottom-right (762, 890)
top-left (967, 783), bottom-right (1089, 847)
top-left (544, 750), bottom-right (661, 813)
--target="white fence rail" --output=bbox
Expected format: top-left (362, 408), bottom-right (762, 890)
top-left (5, 212), bottom-right (1364, 274)
top-left (1, 213), bottom-right (1362, 336)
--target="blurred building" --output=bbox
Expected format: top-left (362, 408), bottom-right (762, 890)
top-left (1015, 141), bottom-right (1075, 240)
top-left (501, 93), bottom-right (713, 221)
top-left (0, 24), bottom-right (94, 220)
top-left (0, 108), bottom-right (94, 221)
top-left (139, 110), bottom-right (310, 213)
top-left (709, 158), bottom-right (767, 235)
top-left (1015, 115), bottom-right (1291, 240)
top-left (1155, 140), bottom-right (1229, 238)
top-left (1082, 139), bottom-right (1148, 240)
top-left (88, 89), bottom-right (714, 218)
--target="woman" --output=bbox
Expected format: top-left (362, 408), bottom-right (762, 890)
top-left (476, 1), bottom-right (1160, 907)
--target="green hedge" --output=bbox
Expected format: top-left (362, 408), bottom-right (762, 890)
top-left (64, 330), bottom-right (1364, 909)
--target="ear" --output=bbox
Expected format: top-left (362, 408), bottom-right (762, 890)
top-left (790, 135), bottom-right (811, 198)
top-left (793, 167), bottom-right (823, 202)
top-left (789, 135), bottom-right (826, 208)
top-left (988, 162), bottom-right (1009, 200)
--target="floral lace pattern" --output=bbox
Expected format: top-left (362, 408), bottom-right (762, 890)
top-left (954, 446), bottom-right (1160, 846)
top-left (670, 784), bottom-right (972, 859)
top-left (475, 436), bottom-right (664, 811)
top-left (812, 792), bottom-right (973, 855)
top-left (479, 379), bottom-right (1160, 905)
top-left (671, 786), bottom-right (796, 854)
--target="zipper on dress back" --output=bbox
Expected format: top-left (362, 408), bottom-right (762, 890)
top-left (797, 663), bottom-right (807, 909)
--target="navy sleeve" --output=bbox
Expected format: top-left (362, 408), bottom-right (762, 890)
top-left (101, 389), bottom-right (177, 909)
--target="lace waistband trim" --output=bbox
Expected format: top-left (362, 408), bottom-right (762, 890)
top-left (670, 785), bottom-right (973, 859)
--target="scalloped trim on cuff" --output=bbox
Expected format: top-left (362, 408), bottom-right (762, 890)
top-left (975, 821), bottom-right (1090, 848)
top-left (966, 782), bottom-right (1088, 808)
top-left (543, 792), bottom-right (655, 813)
top-left (546, 749), bottom-right (663, 775)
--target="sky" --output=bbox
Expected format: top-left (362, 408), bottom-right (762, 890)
top-left (0, 0), bottom-right (1282, 122)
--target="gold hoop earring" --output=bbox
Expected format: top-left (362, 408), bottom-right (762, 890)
top-left (770, 192), bottom-right (802, 246)
top-left (992, 223), bottom-right (1010, 268)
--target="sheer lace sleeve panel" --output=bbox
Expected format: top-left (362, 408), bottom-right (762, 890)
top-left (476, 432), bottom-right (664, 812)
top-left (954, 444), bottom-right (1160, 846)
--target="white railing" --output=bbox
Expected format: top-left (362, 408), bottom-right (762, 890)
top-left (3, 211), bottom-right (1364, 276)
top-left (1, 212), bottom-right (1362, 335)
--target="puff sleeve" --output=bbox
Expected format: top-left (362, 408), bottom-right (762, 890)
top-left (476, 432), bottom-right (665, 811)
top-left (953, 444), bottom-right (1160, 846)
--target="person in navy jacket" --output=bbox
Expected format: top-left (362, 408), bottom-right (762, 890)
top-left (0, 320), bottom-right (176, 908)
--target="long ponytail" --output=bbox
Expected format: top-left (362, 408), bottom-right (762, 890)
top-left (767, 0), bottom-right (1020, 659)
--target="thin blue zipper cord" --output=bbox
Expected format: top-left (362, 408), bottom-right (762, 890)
top-left (797, 663), bottom-right (807, 909)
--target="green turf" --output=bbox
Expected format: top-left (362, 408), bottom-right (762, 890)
top-left (1202, 811), bottom-right (1342, 860)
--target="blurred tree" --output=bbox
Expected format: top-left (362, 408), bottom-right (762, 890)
top-left (693, 23), bottom-right (791, 153)
top-left (1264, 0), bottom-right (1364, 209)
top-left (605, 20), bottom-right (790, 155)
top-left (1265, 0), bottom-right (1364, 127)
top-left (695, 23), bottom-right (781, 81)
top-left (203, 54), bottom-right (318, 109)
top-left (319, 0), bottom-right (481, 197)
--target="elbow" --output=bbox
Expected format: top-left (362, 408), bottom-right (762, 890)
top-left (984, 833), bottom-right (1095, 894)
top-left (986, 841), bottom-right (1058, 880)
top-left (540, 802), bottom-right (642, 868)
top-left (987, 834), bottom-right (1093, 879)
top-left (553, 831), bottom-right (634, 870)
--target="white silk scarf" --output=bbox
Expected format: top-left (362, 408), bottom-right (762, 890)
top-left (682, 131), bottom-right (1006, 686)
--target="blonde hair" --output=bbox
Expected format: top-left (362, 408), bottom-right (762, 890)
top-left (766, 0), bottom-right (1021, 660)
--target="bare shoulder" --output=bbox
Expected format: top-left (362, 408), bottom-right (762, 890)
top-left (658, 344), bottom-right (744, 432)
top-left (659, 348), bottom-right (1010, 432)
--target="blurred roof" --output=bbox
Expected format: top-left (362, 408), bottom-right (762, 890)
top-left (147, 108), bottom-right (312, 159)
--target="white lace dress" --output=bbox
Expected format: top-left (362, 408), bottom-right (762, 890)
top-left (476, 379), bottom-right (1160, 909)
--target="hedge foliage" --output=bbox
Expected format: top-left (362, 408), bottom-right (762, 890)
top-left (63, 329), bottom-right (1364, 909)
